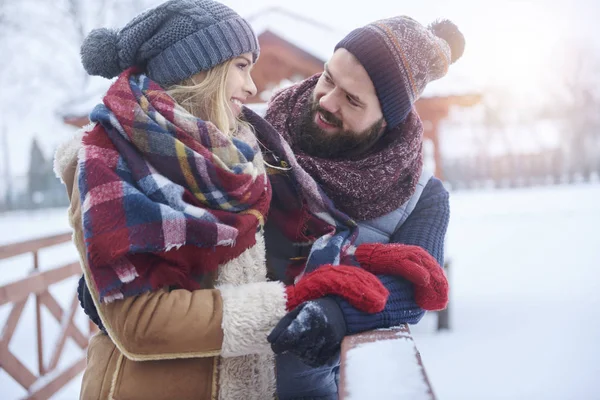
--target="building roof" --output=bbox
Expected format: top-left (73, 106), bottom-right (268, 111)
top-left (59, 7), bottom-right (479, 121)
top-left (248, 7), bottom-right (342, 63)
top-left (248, 7), bottom-right (479, 98)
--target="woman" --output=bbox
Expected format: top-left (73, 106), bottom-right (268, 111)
top-left (55, 1), bottom-right (384, 399)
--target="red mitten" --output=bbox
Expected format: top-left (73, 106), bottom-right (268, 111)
top-left (286, 265), bottom-right (388, 313)
top-left (355, 243), bottom-right (448, 311)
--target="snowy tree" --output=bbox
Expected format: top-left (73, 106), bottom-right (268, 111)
top-left (0, 0), bottom-right (162, 192)
top-left (0, 0), bottom-right (161, 99)
top-left (541, 43), bottom-right (600, 177)
top-left (27, 137), bottom-right (50, 203)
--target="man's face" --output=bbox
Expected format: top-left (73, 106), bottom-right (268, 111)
top-left (298, 49), bottom-right (386, 158)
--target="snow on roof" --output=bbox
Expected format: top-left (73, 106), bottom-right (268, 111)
top-left (248, 7), bottom-right (479, 98)
top-left (248, 7), bottom-right (344, 63)
top-left (58, 8), bottom-right (479, 122)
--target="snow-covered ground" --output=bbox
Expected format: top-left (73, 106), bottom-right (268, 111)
top-left (1, 184), bottom-right (599, 399)
top-left (412, 183), bottom-right (600, 400)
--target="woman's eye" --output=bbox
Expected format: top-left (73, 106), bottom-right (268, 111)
top-left (237, 63), bottom-right (248, 70)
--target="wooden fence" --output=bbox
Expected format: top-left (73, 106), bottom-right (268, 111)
top-left (339, 325), bottom-right (436, 399)
top-left (1, 232), bottom-right (444, 399)
top-left (0, 233), bottom-right (95, 400)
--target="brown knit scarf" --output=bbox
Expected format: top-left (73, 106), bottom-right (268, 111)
top-left (264, 74), bottom-right (424, 221)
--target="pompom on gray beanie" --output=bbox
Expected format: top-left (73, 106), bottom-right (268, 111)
top-left (80, 0), bottom-right (259, 86)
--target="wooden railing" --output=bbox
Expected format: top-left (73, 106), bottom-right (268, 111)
top-left (339, 325), bottom-right (436, 400)
top-left (0, 232), bottom-right (446, 399)
top-left (337, 260), bottom-right (452, 399)
top-left (0, 232), bottom-right (95, 400)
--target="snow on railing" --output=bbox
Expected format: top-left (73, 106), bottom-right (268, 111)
top-left (339, 325), bottom-right (436, 400)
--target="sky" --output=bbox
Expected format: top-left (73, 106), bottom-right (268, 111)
top-left (238, 0), bottom-right (599, 91)
top-left (1, 0), bottom-right (598, 179)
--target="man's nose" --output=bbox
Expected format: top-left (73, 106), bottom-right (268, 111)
top-left (319, 90), bottom-right (339, 114)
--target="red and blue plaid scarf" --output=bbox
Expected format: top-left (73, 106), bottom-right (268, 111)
top-left (79, 68), bottom-right (270, 303)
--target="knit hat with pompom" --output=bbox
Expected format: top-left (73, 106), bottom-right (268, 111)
top-left (80, 0), bottom-right (259, 86)
top-left (336, 16), bottom-right (465, 129)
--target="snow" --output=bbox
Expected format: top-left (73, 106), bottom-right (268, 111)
top-left (346, 337), bottom-right (431, 400)
top-left (0, 207), bottom-right (85, 400)
top-left (247, 7), bottom-right (480, 99)
top-left (411, 183), bottom-right (600, 400)
top-left (249, 7), bottom-right (344, 64)
top-left (57, 76), bottom-right (114, 119)
top-left (285, 301), bottom-right (326, 336)
top-left (439, 104), bottom-right (565, 159)
top-left (2, 183), bottom-right (600, 399)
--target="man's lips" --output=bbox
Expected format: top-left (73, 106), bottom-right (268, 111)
top-left (315, 111), bottom-right (339, 131)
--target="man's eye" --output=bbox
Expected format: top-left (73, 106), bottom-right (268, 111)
top-left (347, 96), bottom-right (358, 106)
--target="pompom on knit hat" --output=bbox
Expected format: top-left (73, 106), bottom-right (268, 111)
top-left (80, 0), bottom-right (259, 86)
top-left (336, 16), bottom-right (465, 130)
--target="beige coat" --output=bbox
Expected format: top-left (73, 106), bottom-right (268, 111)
top-left (55, 130), bottom-right (287, 400)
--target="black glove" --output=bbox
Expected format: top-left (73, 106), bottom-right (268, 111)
top-left (267, 297), bottom-right (346, 367)
top-left (77, 275), bottom-right (106, 333)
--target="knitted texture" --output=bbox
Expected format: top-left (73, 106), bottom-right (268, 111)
top-left (336, 275), bottom-right (424, 334)
top-left (336, 17), bottom-right (465, 129)
top-left (390, 177), bottom-right (450, 266)
top-left (264, 74), bottom-right (423, 221)
top-left (324, 178), bottom-right (449, 333)
top-left (80, 69), bottom-right (270, 302)
top-left (355, 243), bottom-right (448, 311)
top-left (77, 276), bottom-right (106, 333)
top-left (268, 298), bottom-right (346, 367)
top-left (243, 108), bottom-right (362, 278)
top-left (285, 265), bottom-right (388, 313)
top-left (81, 0), bottom-right (259, 85)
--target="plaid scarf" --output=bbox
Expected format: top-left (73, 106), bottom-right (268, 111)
top-left (79, 68), bottom-right (270, 303)
top-left (264, 74), bottom-right (423, 221)
top-left (243, 109), bottom-right (358, 281)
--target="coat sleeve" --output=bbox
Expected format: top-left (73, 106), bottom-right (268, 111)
top-left (390, 176), bottom-right (450, 266)
top-left (64, 160), bottom-right (286, 362)
top-left (334, 177), bottom-right (450, 332)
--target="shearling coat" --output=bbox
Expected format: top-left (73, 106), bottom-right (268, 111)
top-left (55, 132), bottom-right (287, 400)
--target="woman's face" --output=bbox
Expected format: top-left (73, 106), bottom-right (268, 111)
top-left (226, 53), bottom-right (257, 117)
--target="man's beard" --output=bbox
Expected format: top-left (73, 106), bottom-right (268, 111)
top-left (296, 97), bottom-right (385, 159)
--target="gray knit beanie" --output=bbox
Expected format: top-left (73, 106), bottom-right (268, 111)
top-left (80, 0), bottom-right (259, 86)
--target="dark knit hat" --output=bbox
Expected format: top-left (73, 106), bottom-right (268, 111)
top-left (336, 16), bottom-right (465, 129)
top-left (81, 0), bottom-right (259, 86)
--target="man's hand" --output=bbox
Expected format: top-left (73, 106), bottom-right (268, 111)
top-left (355, 243), bottom-right (449, 310)
top-left (268, 298), bottom-right (346, 367)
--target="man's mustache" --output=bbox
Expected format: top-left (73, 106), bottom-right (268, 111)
top-left (314, 105), bottom-right (342, 128)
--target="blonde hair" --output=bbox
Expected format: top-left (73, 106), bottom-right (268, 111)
top-left (166, 59), bottom-right (240, 134)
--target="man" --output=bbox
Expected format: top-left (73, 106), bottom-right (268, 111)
top-left (261, 16), bottom-right (464, 399)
